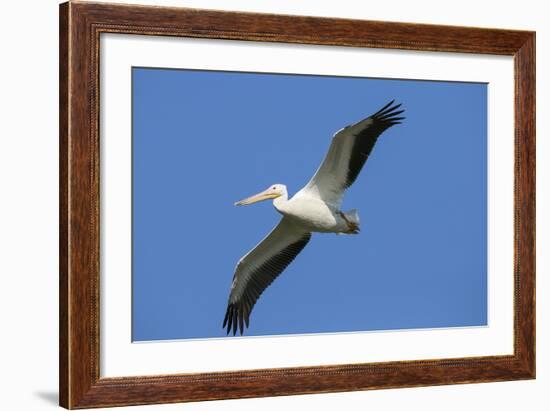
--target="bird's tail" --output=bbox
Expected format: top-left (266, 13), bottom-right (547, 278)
top-left (337, 209), bottom-right (360, 235)
top-left (344, 209), bottom-right (360, 226)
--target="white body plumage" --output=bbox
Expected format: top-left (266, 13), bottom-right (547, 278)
top-left (274, 190), bottom-right (355, 233)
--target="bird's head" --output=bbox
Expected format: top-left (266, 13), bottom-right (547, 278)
top-left (234, 184), bottom-right (287, 206)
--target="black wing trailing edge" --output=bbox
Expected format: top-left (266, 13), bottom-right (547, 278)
top-left (222, 232), bottom-right (312, 336)
top-left (345, 100), bottom-right (405, 188)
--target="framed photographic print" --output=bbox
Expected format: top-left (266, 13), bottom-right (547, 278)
top-left (59, 1), bottom-right (535, 408)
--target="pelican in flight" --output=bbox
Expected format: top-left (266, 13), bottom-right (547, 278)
top-left (223, 101), bottom-right (405, 335)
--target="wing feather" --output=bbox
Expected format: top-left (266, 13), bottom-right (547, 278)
top-left (223, 218), bottom-right (311, 335)
top-left (300, 100), bottom-right (405, 207)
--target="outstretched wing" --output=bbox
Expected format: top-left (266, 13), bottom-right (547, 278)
top-left (223, 218), bottom-right (311, 335)
top-left (299, 100), bottom-right (405, 208)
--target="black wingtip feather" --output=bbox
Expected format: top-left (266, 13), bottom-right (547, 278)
top-left (373, 99), bottom-right (395, 116)
top-left (372, 102), bottom-right (405, 127)
top-left (225, 306), bottom-right (233, 335)
top-left (223, 232), bottom-right (312, 337)
top-left (239, 313), bottom-right (244, 335)
top-left (374, 102), bottom-right (402, 118)
top-left (375, 102), bottom-right (401, 117)
top-left (378, 110), bottom-right (405, 121)
top-left (343, 101), bottom-right (405, 188)
top-left (222, 302), bottom-right (251, 336)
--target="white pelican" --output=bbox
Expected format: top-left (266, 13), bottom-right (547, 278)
top-left (223, 101), bottom-right (405, 335)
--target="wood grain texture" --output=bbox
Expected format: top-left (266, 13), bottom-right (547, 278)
top-left (59, 2), bottom-right (69, 407)
top-left (514, 33), bottom-right (536, 375)
top-left (59, 1), bottom-right (536, 408)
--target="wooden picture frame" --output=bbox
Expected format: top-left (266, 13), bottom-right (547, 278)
top-left (59, 1), bottom-right (535, 408)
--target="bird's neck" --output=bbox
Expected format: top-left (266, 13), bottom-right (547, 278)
top-left (273, 192), bottom-right (288, 212)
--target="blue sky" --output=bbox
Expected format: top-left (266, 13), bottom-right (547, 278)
top-left (132, 67), bottom-right (487, 341)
